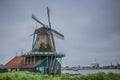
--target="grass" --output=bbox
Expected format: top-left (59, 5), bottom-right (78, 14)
top-left (0, 71), bottom-right (120, 80)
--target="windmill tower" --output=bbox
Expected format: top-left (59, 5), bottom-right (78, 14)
top-left (28, 7), bottom-right (65, 74)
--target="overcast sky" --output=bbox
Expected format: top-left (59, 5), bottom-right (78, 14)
top-left (0, 0), bottom-right (120, 66)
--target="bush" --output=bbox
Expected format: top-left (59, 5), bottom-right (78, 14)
top-left (0, 71), bottom-right (120, 80)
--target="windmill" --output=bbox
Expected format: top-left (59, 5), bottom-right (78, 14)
top-left (32, 7), bottom-right (64, 52)
top-left (30, 7), bottom-right (65, 74)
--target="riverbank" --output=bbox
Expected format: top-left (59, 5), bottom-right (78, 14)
top-left (0, 71), bottom-right (120, 80)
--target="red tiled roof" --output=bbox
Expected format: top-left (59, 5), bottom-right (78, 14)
top-left (4, 56), bottom-right (23, 68)
top-left (4, 56), bottom-right (40, 68)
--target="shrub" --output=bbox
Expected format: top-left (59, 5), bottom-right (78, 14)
top-left (0, 71), bottom-right (120, 80)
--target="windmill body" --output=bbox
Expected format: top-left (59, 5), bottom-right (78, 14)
top-left (33, 27), bottom-right (54, 52)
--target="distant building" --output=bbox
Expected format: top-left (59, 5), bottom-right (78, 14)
top-left (0, 64), bottom-right (3, 68)
top-left (0, 64), bottom-right (4, 73)
top-left (91, 63), bottom-right (99, 69)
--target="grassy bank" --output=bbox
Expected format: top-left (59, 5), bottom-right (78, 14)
top-left (0, 71), bottom-right (120, 80)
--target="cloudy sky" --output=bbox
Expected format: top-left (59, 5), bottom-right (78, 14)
top-left (0, 0), bottom-right (120, 66)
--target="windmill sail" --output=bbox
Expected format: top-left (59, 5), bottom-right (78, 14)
top-left (51, 29), bottom-right (64, 40)
top-left (32, 14), bottom-right (47, 27)
top-left (47, 7), bottom-right (56, 52)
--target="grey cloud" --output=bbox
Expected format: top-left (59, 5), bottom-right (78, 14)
top-left (0, 0), bottom-right (120, 66)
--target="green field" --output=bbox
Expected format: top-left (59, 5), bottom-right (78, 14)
top-left (0, 71), bottom-right (120, 80)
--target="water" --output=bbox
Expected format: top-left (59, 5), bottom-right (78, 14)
top-left (62, 69), bottom-right (120, 75)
